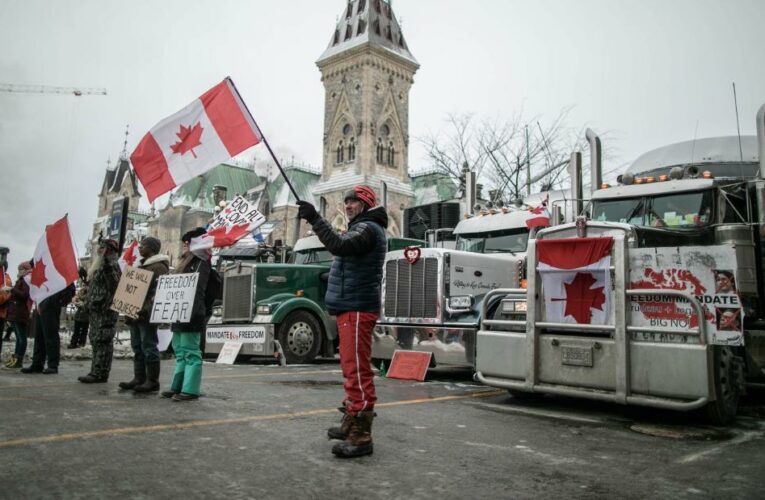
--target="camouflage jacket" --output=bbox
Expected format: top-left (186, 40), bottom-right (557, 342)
top-left (86, 256), bottom-right (121, 315)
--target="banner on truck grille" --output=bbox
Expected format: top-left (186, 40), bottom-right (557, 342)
top-left (628, 245), bottom-right (744, 345)
top-left (537, 237), bottom-right (613, 325)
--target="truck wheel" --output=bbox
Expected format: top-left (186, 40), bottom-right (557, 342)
top-left (278, 311), bottom-right (322, 364)
top-left (705, 346), bottom-right (743, 425)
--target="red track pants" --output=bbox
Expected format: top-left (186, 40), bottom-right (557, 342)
top-left (336, 311), bottom-right (378, 415)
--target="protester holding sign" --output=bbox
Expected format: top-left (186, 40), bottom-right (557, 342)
top-left (118, 237), bottom-right (169, 393)
top-left (162, 228), bottom-right (210, 402)
top-left (78, 239), bottom-right (121, 384)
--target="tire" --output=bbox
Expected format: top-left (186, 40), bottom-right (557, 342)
top-left (705, 346), bottom-right (743, 425)
top-left (277, 311), bottom-right (323, 364)
top-left (507, 389), bottom-right (539, 401)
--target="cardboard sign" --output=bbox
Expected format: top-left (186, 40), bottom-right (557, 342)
top-left (628, 245), bottom-right (745, 346)
top-left (209, 195), bottom-right (266, 230)
top-left (150, 273), bottom-right (199, 324)
top-left (216, 341), bottom-right (243, 364)
top-left (386, 350), bottom-right (432, 381)
top-left (110, 266), bottom-right (153, 319)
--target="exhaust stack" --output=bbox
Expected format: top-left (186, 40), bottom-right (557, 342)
top-left (758, 103), bottom-right (765, 179)
top-left (569, 151), bottom-right (583, 217)
top-left (586, 128), bottom-right (602, 194)
top-left (465, 164), bottom-right (477, 214)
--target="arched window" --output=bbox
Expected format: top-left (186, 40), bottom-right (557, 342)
top-left (320, 196), bottom-right (328, 217)
top-left (376, 138), bottom-right (384, 163)
top-left (387, 142), bottom-right (395, 166)
top-left (348, 137), bottom-right (356, 162)
top-left (336, 140), bottom-right (344, 164)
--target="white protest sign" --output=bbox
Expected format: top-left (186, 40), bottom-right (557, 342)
top-left (209, 195), bottom-right (266, 230)
top-left (150, 273), bottom-right (199, 324)
top-left (216, 341), bottom-right (243, 364)
top-left (111, 266), bottom-right (153, 319)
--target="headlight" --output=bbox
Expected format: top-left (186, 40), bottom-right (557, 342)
top-left (256, 304), bottom-right (272, 315)
top-left (448, 296), bottom-right (472, 309)
top-left (212, 306), bottom-right (223, 317)
top-left (501, 300), bottom-right (527, 313)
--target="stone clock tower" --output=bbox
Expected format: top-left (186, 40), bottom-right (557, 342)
top-left (314, 0), bottom-right (419, 236)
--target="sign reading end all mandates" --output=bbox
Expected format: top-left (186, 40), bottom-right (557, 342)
top-left (150, 273), bottom-right (199, 324)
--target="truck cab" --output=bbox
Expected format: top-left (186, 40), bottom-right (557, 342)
top-left (476, 111), bottom-right (765, 423)
top-left (373, 207), bottom-right (530, 367)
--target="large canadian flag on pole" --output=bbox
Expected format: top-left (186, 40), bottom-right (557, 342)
top-left (130, 77), bottom-right (263, 203)
top-left (26, 215), bottom-right (80, 304)
top-left (537, 237), bottom-right (613, 325)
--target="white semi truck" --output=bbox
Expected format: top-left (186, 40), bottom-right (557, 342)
top-left (476, 105), bottom-right (765, 423)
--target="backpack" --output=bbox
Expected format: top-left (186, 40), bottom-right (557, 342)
top-left (205, 268), bottom-right (223, 309)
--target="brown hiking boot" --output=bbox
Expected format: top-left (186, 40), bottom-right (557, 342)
top-left (331, 410), bottom-right (374, 458)
top-left (327, 407), bottom-right (352, 440)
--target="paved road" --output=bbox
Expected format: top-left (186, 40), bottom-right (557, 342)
top-left (1, 359), bottom-right (763, 499)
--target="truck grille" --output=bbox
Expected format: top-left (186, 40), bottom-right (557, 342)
top-left (384, 257), bottom-right (439, 318)
top-left (223, 267), bottom-right (254, 322)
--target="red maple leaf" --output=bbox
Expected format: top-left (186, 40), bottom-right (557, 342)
top-left (31, 261), bottom-right (49, 290)
top-left (206, 224), bottom-right (251, 247)
top-left (170, 122), bottom-right (204, 158)
top-left (562, 272), bottom-right (606, 323)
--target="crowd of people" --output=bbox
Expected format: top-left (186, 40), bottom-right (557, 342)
top-left (1, 184), bottom-right (388, 458)
top-left (0, 229), bottom-right (213, 403)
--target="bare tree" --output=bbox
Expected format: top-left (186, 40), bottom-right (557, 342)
top-left (418, 109), bottom-right (594, 204)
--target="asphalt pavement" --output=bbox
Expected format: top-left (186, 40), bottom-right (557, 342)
top-left (1, 357), bottom-right (763, 499)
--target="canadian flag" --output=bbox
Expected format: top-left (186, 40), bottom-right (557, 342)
top-left (130, 77), bottom-right (263, 203)
top-left (537, 237), bottom-right (613, 325)
top-left (118, 240), bottom-right (139, 270)
top-left (26, 215), bottom-right (80, 304)
top-left (526, 197), bottom-right (551, 229)
top-left (189, 220), bottom-right (266, 257)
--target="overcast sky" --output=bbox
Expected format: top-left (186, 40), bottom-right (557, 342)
top-left (1, 0), bottom-right (764, 271)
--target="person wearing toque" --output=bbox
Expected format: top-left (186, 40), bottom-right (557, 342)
top-left (118, 237), bottom-right (170, 393)
top-left (161, 228), bottom-right (210, 402)
top-left (297, 184), bottom-right (387, 458)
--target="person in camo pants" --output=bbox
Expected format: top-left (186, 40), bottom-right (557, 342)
top-left (78, 239), bottom-right (121, 384)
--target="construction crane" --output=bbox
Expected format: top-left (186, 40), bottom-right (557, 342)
top-left (0, 83), bottom-right (107, 96)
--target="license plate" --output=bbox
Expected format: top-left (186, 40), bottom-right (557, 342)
top-left (561, 345), bottom-right (593, 367)
top-left (206, 326), bottom-right (267, 344)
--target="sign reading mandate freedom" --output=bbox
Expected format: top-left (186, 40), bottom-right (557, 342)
top-left (111, 266), bottom-right (153, 319)
top-left (150, 273), bottom-right (199, 324)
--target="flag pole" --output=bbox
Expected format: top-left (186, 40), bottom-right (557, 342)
top-left (226, 77), bottom-right (301, 202)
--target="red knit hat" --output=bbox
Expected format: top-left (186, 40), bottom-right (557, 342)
top-left (344, 185), bottom-right (376, 208)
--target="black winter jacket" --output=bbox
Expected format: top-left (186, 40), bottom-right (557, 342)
top-left (311, 206), bottom-right (388, 315)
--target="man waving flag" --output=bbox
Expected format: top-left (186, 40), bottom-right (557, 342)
top-left (130, 77), bottom-right (263, 203)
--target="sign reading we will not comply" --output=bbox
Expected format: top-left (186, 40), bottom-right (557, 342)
top-left (150, 273), bottom-right (199, 324)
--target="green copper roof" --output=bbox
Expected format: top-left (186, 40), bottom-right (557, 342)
top-left (170, 163), bottom-right (265, 211)
top-left (410, 171), bottom-right (458, 205)
top-left (268, 166), bottom-right (321, 207)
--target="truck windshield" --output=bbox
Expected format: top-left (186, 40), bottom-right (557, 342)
top-left (592, 190), bottom-right (714, 228)
top-left (456, 229), bottom-right (529, 254)
top-left (292, 249), bottom-right (333, 264)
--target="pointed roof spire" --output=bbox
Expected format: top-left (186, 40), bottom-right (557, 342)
top-left (317, 0), bottom-right (417, 67)
top-left (119, 124), bottom-right (130, 161)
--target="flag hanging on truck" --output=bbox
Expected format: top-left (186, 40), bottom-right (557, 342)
top-left (537, 237), bottom-right (613, 325)
top-left (525, 197), bottom-right (551, 229)
top-left (130, 77), bottom-right (263, 203)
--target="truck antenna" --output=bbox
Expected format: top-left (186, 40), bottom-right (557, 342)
top-left (733, 82), bottom-right (744, 162)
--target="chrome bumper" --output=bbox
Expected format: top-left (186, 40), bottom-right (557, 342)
top-left (373, 324), bottom-right (477, 367)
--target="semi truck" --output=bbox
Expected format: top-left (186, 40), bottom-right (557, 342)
top-left (475, 104), bottom-right (765, 423)
top-left (206, 233), bottom-right (423, 364)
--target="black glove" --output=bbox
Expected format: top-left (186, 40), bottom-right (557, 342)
top-left (297, 201), bottom-right (320, 224)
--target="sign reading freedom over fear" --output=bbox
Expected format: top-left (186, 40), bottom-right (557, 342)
top-left (150, 273), bottom-right (199, 324)
top-left (111, 266), bottom-right (153, 319)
